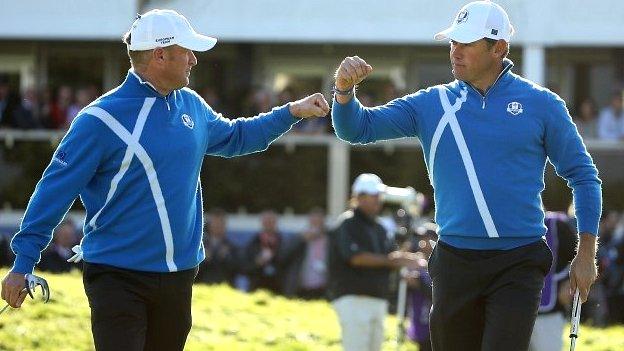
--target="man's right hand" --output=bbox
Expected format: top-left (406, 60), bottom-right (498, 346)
top-left (1, 272), bottom-right (28, 308)
top-left (334, 56), bottom-right (373, 92)
top-left (388, 251), bottom-right (425, 270)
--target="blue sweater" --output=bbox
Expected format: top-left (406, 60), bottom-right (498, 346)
top-left (11, 70), bottom-right (299, 273)
top-left (332, 60), bottom-right (602, 250)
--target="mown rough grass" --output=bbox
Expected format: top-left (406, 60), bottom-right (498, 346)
top-left (0, 269), bottom-right (621, 350)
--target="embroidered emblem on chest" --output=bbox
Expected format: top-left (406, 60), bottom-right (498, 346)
top-left (181, 114), bottom-right (194, 129)
top-left (506, 102), bottom-right (523, 116)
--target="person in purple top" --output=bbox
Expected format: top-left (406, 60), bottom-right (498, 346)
top-left (529, 212), bottom-right (576, 351)
top-left (406, 223), bottom-right (437, 351)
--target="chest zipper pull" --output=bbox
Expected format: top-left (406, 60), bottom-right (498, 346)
top-left (482, 98), bottom-right (486, 109)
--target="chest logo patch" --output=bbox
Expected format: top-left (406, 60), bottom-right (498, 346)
top-left (506, 102), bottom-right (523, 116)
top-left (181, 114), bottom-right (194, 129)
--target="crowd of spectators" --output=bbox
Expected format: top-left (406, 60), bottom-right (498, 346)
top-left (0, 75), bottom-right (100, 130)
top-left (573, 92), bottom-right (624, 141)
top-left (3, 72), bottom-right (623, 141)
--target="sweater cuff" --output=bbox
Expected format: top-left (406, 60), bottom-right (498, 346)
top-left (11, 255), bottom-right (36, 274)
top-left (274, 103), bottom-right (299, 126)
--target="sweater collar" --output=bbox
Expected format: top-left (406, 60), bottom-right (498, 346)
top-left (460, 58), bottom-right (515, 96)
top-left (124, 69), bottom-right (172, 98)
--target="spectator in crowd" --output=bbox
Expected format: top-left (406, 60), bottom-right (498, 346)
top-left (242, 210), bottom-right (286, 294)
top-left (196, 209), bottom-right (238, 285)
top-left (48, 85), bottom-right (72, 129)
top-left (0, 234), bottom-right (15, 268)
top-left (380, 82), bottom-right (400, 103)
top-left (600, 211), bottom-right (624, 324)
top-left (598, 91), bottom-right (624, 141)
top-left (328, 173), bottom-right (421, 351)
top-left (291, 115), bottom-right (328, 134)
top-left (65, 87), bottom-right (92, 128)
top-left (406, 222), bottom-right (437, 351)
top-left (296, 207), bottom-right (328, 299)
top-left (0, 75), bottom-right (39, 129)
top-left (38, 219), bottom-right (78, 273)
top-left (241, 88), bottom-right (273, 117)
top-left (529, 212), bottom-right (577, 351)
top-left (277, 87), bottom-right (295, 107)
top-left (200, 87), bottom-right (228, 117)
top-left (0, 75), bottom-right (10, 126)
top-left (583, 210), bottom-right (620, 326)
top-left (357, 92), bottom-right (374, 107)
top-left (575, 98), bottom-right (599, 139)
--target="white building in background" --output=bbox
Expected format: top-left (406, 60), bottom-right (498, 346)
top-left (1, 0), bottom-right (623, 105)
top-left (0, 0), bottom-right (623, 216)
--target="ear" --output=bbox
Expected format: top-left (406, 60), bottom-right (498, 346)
top-left (152, 47), bottom-right (167, 65)
top-left (493, 40), bottom-right (508, 59)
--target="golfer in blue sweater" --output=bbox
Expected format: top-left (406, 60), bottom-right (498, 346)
top-left (331, 2), bottom-right (600, 350)
top-left (1, 9), bottom-right (328, 351)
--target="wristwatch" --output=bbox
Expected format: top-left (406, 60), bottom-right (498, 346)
top-left (333, 85), bottom-right (356, 96)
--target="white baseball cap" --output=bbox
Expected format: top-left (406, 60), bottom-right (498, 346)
top-left (128, 9), bottom-right (217, 51)
top-left (352, 174), bottom-right (386, 196)
top-left (434, 1), bottom-right (514, 44)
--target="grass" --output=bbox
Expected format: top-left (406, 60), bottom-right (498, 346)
top-left (0, 269), bottom-right (622, 351)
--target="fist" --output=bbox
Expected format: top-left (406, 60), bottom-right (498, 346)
top-left (334, 56), bottom-right (373, 91)
top-left (289, 93), bottom-right (330, 118)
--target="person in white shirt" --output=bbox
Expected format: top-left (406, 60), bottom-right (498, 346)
top-left (597, 92), bottom-right (624, 141)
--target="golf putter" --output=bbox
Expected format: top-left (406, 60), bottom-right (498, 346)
top-left (569, 288), bottom-right (581, 351)
top-left (0, 273), bottom-right (50, 316)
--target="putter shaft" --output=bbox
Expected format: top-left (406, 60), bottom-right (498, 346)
top-left (569, 289), bottom-right (581, 351)
top-left (0, 303), bottom-right (9, 315)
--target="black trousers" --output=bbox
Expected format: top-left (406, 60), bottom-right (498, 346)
top-left (428, 239), bottom-right (552, 351)
top-left (83, 262), bottom-right (198, 351)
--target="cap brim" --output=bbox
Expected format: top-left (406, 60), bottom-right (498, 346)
top-left (178, 33), bottom-right (218, 52)
top-left (434, 26), bottom-right (483, 44)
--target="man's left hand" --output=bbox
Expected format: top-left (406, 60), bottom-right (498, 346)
top-left (289, 93), bottom-right (330, 118)
top-left (569, 232), bottom-right (598, 303)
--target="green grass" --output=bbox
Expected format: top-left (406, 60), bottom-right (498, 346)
top-left (0, 269), bottom-right (622, 351)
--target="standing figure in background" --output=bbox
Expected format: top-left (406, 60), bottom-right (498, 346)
top-left (38, 219), bottom-right (78, 273)
top-left (598, 91), bottom-right (624, 141)
top-left (328, 173), bottom-right (421, 351)
top-left (529, 212), bottom-right (577, 351)
top-left (196, 209), bottom-right (238, 285)
top-left (243, 210), bottom-right (285, 294)
top-left (297, 207), bottom-right (329, 299)
top-left (406, 223), bottom-right (438, 351)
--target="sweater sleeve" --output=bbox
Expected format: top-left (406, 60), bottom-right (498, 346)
top-left (331, 93), bottom-right (422, 144)
top-left (203, 103), bottom-right (299, 157)
top-left (544, 94), bottom-right (602, 236)
top-left (10, 113), bottom-right (106, 273)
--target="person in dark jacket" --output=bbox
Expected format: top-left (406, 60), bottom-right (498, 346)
top-left (329, 173), bottom-right (421, 351)
top-left (196, 209), bottom-right (237, 285)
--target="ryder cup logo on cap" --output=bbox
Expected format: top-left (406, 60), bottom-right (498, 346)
top-left (434, 1), bottom-right (514, 44)
top-left (128, 9), bottom-right (217, 51)
top-left (352, 173), bottom-right (386, 196)
top-left (456, 10), bottom-right (469, 24)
